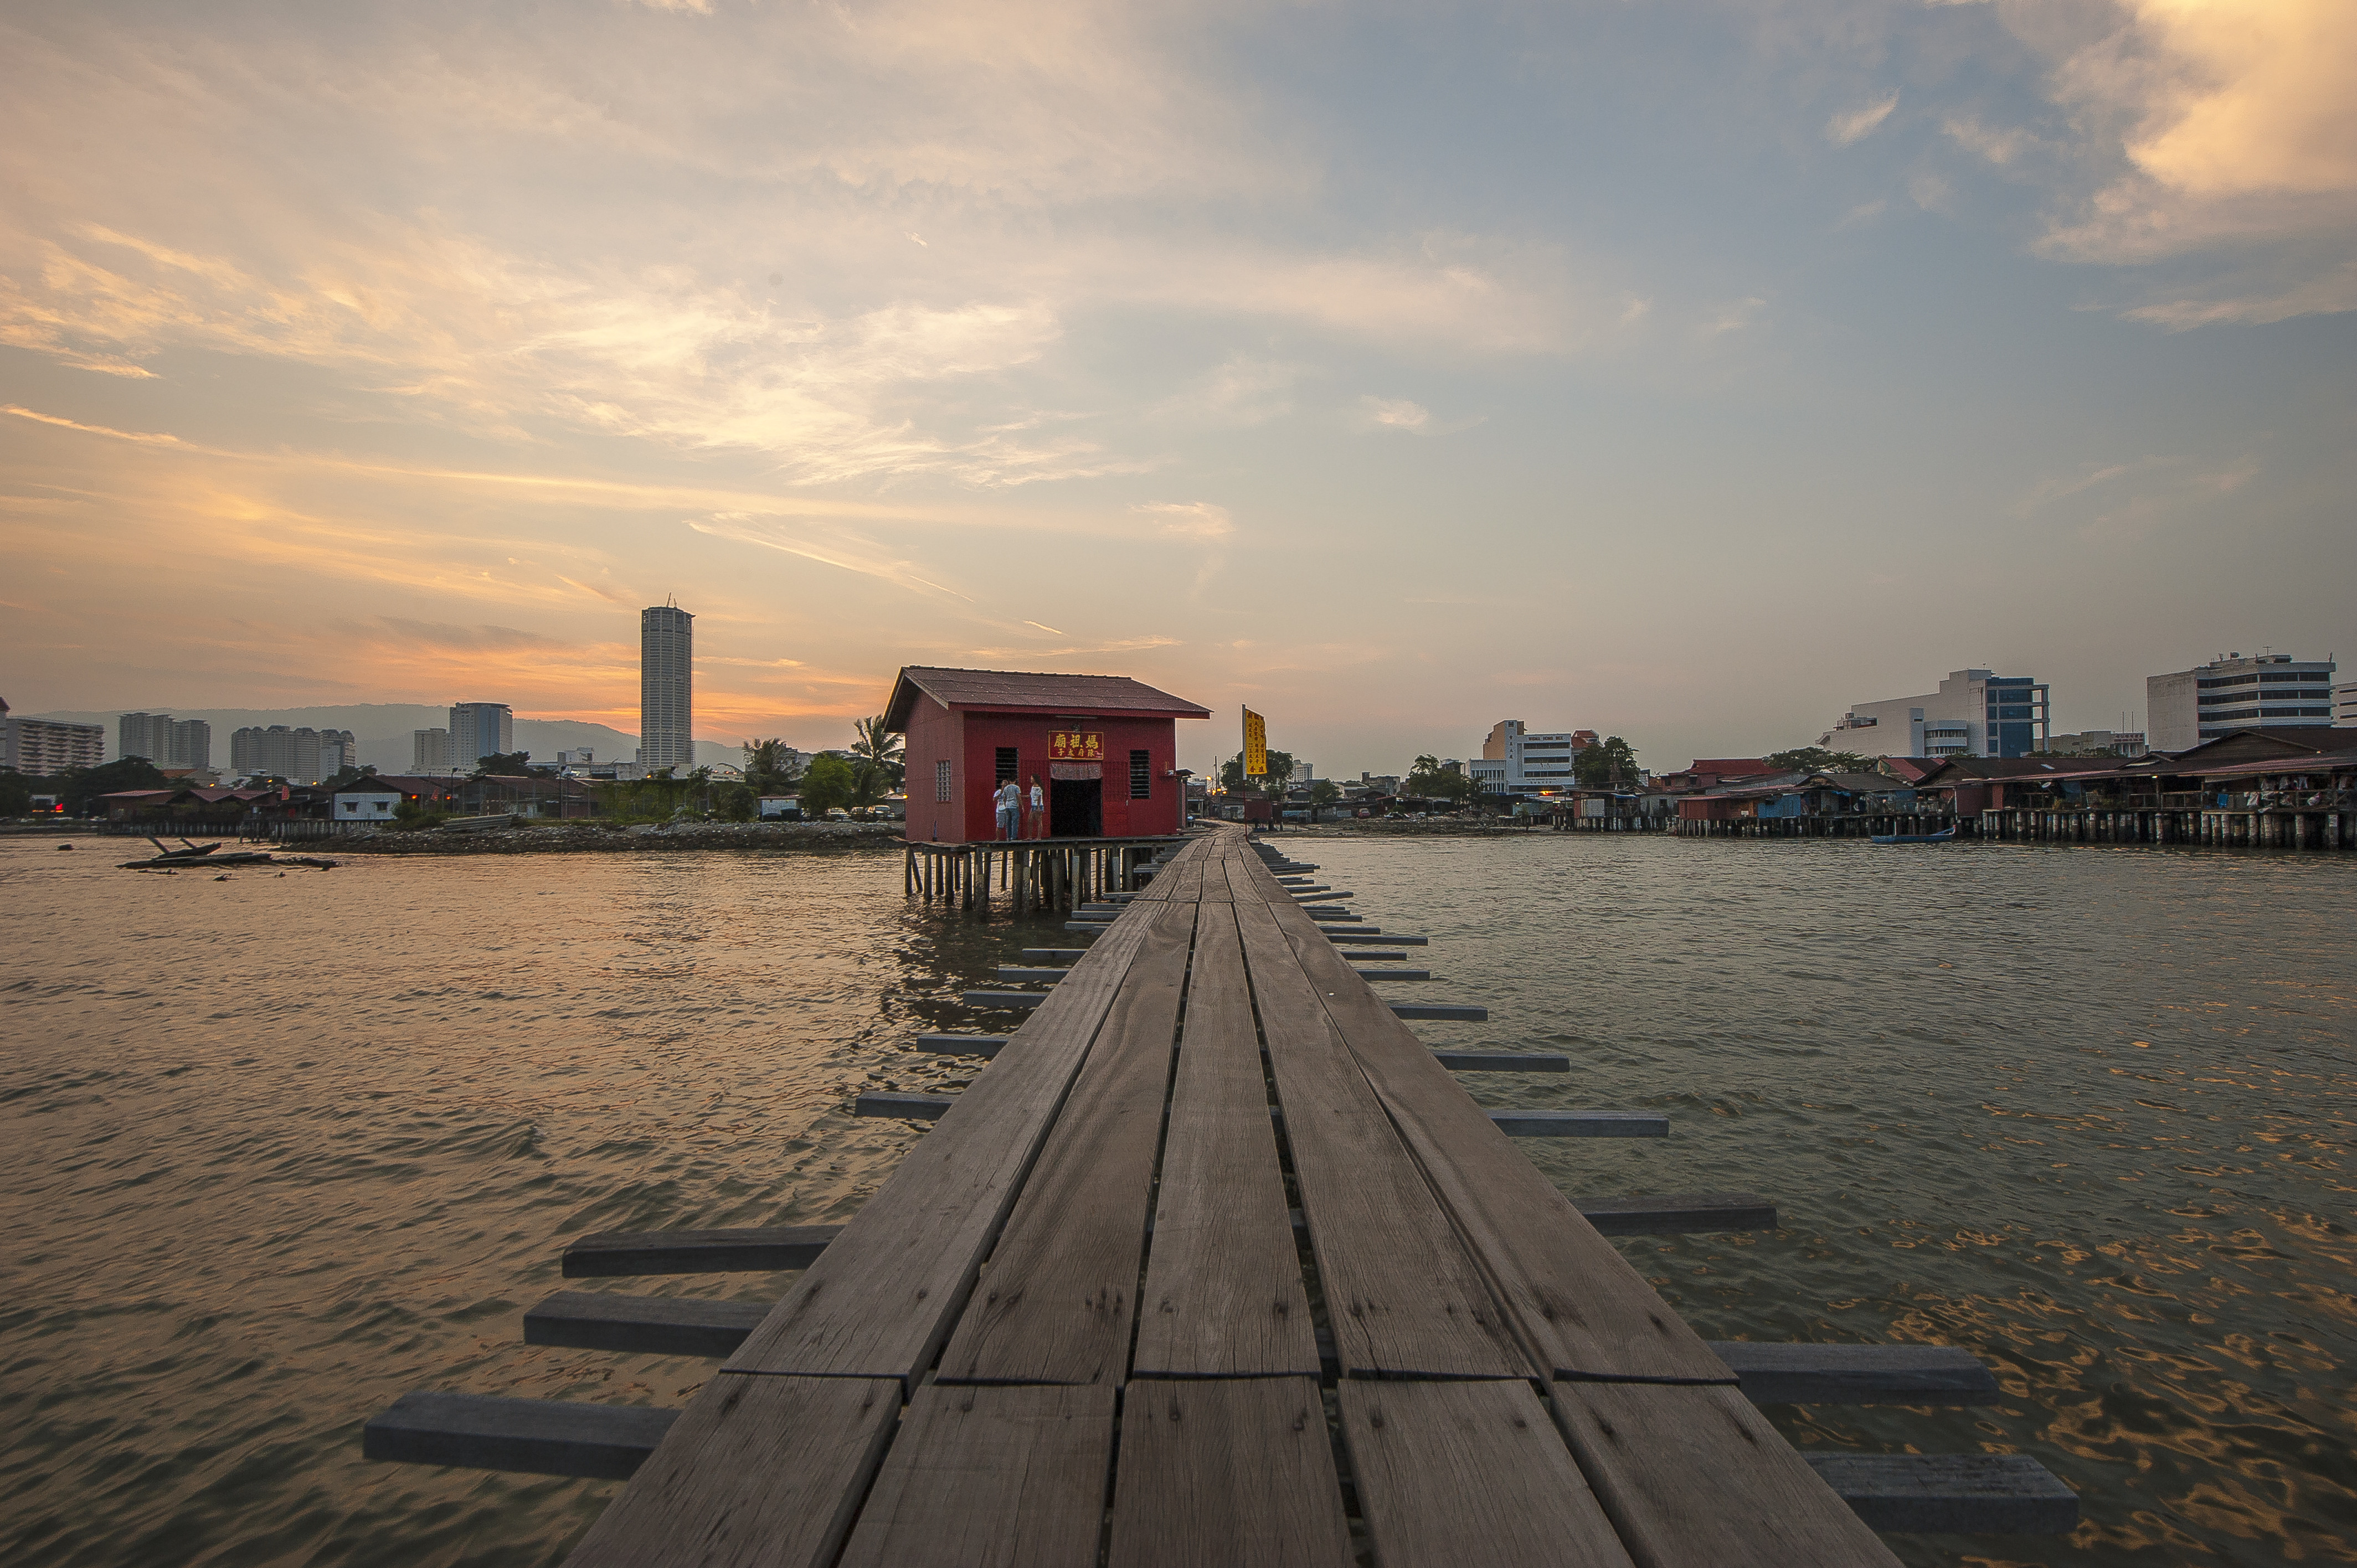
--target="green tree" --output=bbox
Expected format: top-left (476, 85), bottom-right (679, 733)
top-left (799, 753), bottom-right (859, 815)
top-left (1402, 755), bottom-right (1474, 808)
top-left (743, 739), bottom-right (804, 796)
top-left (1218, 750), bottom-right (1295, 793)
top-left (64, 756), bottom-right (169, 814)
top-left (473, 750), bottom-right (536, 777)
top-left (1764, 746), bottom-right (1881, 775)
top-left (1308, 778), bottom-right (1343, 822)
top-left (1572, 736), bottom-right (1638, 790)
top-left (714, 781), bottom-right (756, 821)
top-left (0, 770), bottom-right (34, 817)
top-left (852, 715), bottom-right (904, 789)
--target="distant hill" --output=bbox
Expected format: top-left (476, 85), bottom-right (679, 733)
top-left (23, 704), bottom-right (749, 771)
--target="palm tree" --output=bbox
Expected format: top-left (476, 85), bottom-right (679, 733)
top-left (852, 715), bottom-right (905, 787)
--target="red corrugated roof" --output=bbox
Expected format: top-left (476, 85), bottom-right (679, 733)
top-left (884, 667), bottom-right (1211, 729)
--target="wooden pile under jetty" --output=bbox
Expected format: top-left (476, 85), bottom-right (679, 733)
top-left (366, 825), bottom-right (2074, 1564)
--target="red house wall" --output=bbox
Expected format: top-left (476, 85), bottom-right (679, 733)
top-left (902, 698), bottom-right (965, 843)
top-left (958, 711), bottom-right (1182, 841)
top-left (901, 703), bottom-right (1185, 842)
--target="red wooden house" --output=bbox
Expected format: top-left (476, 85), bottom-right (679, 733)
top-left (884, 667), bottom-right (1211, 843)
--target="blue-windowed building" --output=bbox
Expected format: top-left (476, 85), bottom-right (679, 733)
top-left (1825, 668), bottom-right (2051, 759)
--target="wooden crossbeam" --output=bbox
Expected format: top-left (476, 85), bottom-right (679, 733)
top-left (1488, 1110), bottom-right (1667, 1138)
top-left (562, 1225), bottom-right (839, 1278)
top-left (365, 1390), bottom-right (2070, 1532)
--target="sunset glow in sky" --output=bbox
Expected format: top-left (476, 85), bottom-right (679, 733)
top-left (4, 1), bottom-right (2352, 772)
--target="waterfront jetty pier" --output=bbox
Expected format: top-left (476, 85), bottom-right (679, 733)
top-left (369, 823), bottom-right (2076, 1562)
top-left (903, 834), bottom-right (1181, 912)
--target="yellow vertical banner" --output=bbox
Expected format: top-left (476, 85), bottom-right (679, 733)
top-left (1242, 707), bottom-right (1267, 777)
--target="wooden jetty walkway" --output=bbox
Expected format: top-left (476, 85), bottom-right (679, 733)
top-left (368, 824), bottom-right (2073, 1563)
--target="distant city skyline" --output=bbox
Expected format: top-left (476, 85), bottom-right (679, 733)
top-left (3, 2), bottom-right (2350, 777)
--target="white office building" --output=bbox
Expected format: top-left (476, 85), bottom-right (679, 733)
top-left (117, 712), bottom-right (212, 769)
top-left (229, 725), bottom-right (356, 784)
top-left (412, 727), bottom-right (452, 771)
top-left (2147, 653), bottom-right (2337, 751)
top-left (1826, 669), bottom-right (2050, 759)
top-left (640, 601), bottom-right (694, 767)
top-left (1471, 720), bottom-right (1596, 796)
top-left (2, 698), bottom-right (105, 772)
top-left (447, 704), bottom-right (514, 768)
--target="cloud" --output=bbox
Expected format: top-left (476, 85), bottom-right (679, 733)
top-left (1131, 501), bottom-right (1235, 540)
top-left (1155, 354), bottom-right (1303, 426)
top-left (686, 513), bottom-right (974, 599)
top-left (1826, 93), bottom-right (1900, 147)
top-left (1998, 0), bottom-right (2357, 320)
top-left (1355, 396), bottom-right (1430, 432)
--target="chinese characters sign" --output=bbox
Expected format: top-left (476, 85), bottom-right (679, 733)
top-left (1049, 730), bottom-right (1103, 760)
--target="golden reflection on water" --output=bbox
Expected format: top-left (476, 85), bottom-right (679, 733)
top-left (2, 833), bottom-right (2353, 1566)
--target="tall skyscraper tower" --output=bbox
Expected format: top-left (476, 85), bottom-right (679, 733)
top-left (447, 703), bottom-right (514, 768)
top-left (640, 601), bottom-right (694, 767)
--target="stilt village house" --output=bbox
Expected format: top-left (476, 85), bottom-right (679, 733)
top-left (884, 667), bottom-right (1210, 843)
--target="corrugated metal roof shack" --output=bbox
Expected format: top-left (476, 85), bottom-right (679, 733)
top-left (884, 667), bottom-right (1210, 844)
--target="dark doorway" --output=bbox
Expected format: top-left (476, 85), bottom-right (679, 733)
top-left (1050, 777), bottom-right (1102, 837)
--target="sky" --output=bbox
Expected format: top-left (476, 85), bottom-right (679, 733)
top-left (3, 0), bottom-right (2351, 777)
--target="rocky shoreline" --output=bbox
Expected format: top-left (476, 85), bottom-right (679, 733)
top-left (328, 821), bottom-right (907, 854)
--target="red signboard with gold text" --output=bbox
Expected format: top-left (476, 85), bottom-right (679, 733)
top-left (1048, 730), bottom-right (1103, 761)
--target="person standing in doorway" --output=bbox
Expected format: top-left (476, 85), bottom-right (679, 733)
top-left (994, 776), bottom-right (1022, 840)
top-left (1028, 775), bottom-right (1046, 838)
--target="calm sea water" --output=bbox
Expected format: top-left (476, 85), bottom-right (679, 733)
top-left (1, 832), bottom-right (2350, 1566)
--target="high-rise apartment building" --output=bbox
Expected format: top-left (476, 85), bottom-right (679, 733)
top-left (117, 712), bottom-right (212, 769)
top-left (447, 703), bottom-right (514, 768)
top-left (2, 698), bottom-right (105, 772)
top-left (412, 727), bottom-right (453, 771)
top-left (1826, 669), bottom-right (2051, 758)
top-left (2146, 653), bottom-right (2338, 751)
top-left (229, 725), bottom-right (354, 784)
top-left (640, 602), bottom-right (694, 767)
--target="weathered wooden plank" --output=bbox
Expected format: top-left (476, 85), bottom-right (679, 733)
top-left (719, 900), bottom-right (1162, 1383)
top-left (854, 1091), bottom-right (955, 1120)
top-left (1330, 931), bottom-right (1426, 945)
top-left (1228, 873), bottom-right (1527, 1380)
top-left (1359, 968), bottom-right (1433, 981)
top-left (561, 1375), bottom-right (902, 1568)
top-left (996, 966), bottom-right (1068, 982)
top-left (917, 1034), bottom-right (1007, 1058)
top-left (1578, 1193), bottom-right (1776, 1236)
top-left (1549, 1380), bottom-right (1903, 1567)
top-left (562, 1225), bottom-right (839, 1278)
top-left (1241, 850), bottom-right (1731, 1384)
top-left (1132, 901), bottom-right (1320, 1378)
top-left (1490, 1110), bottom-right (1666, 1138)
top-left (1107, 1378), bottom-right (1351, 1568)
top-left (366, 1390), bottom-right (676, 1481)
top-left (1340, 949), bottom-right (1411, 961)
top-left (526, 1291), bottom-right (767, 1358)
top-left (1802, 1454), bottom-right (2077, 1534)
top-left (1337, 1379), bottom-right (1635, 1568)
top-left (1709, 1343), bottom-right (1998, 1406)
top-left (1433, 1048), bottom-right (1569, 1071)
top-left (963, 989), bottom-right (1047, 1009)
top-left (836, 1384), bottom-right (1116, 1568)
top-left (1390, 1001), bottom-right (1488, 1020)
top-left (936, 901), bottom-right (1194, 1384)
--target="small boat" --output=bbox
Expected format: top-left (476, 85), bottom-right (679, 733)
top-left (1871, 827), bottom-right (1956, 845)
